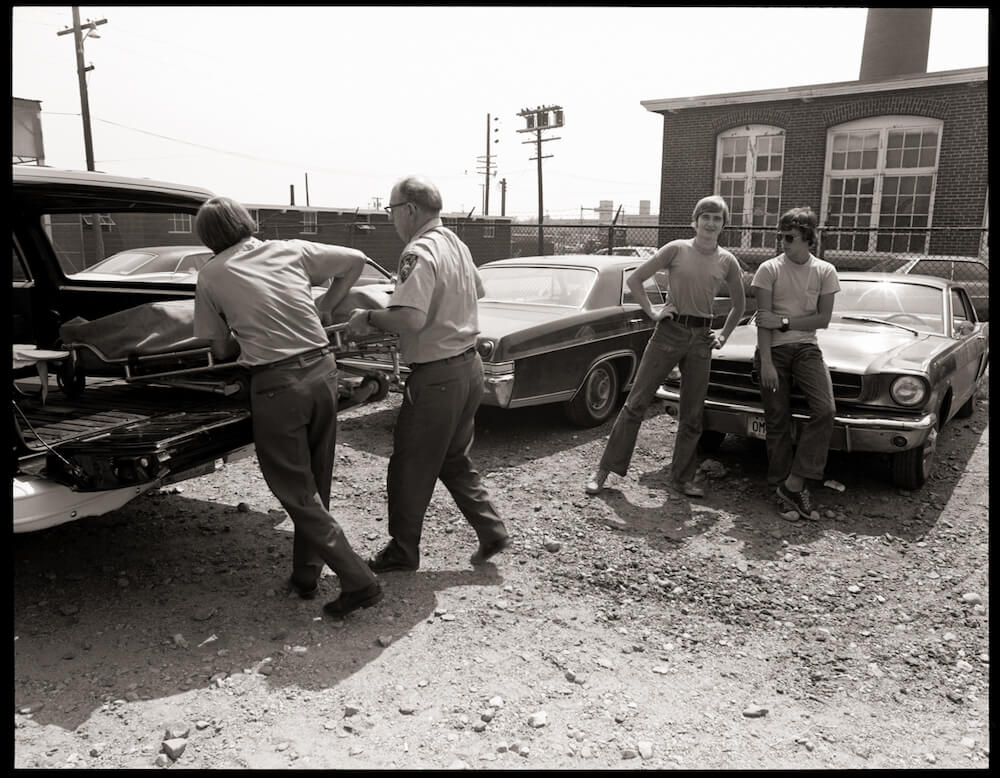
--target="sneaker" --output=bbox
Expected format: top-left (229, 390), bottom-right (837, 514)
top-left (672, 480), bottom-right (705, 498)
top-left (322, 581), bottom-right (384, 619)
top-left (776, 483), bottom-right (818, 520)
top-left (585, 469), bottom-right (609, 495)
top-left (470, 535), bottom-right (514, 565)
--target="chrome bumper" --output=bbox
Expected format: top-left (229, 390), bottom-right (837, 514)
top-left (655, 386), bottom-right (937, 453)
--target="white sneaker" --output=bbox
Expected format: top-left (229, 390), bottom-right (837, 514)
top-left (585, 469), bottom-right (609, 495)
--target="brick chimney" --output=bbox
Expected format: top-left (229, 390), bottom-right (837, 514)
top-left (859, 8), bottom-right (933, 81)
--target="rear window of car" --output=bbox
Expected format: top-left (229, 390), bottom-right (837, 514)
top-left (480, 265), bottom-right (596, 308)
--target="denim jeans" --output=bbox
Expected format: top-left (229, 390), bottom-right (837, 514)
top-left (599, 319), bottom-right (713, 484)
top-left (251, 353), bottom-right (377, 593)
top-left (754, 342), bottom-right (835, 484)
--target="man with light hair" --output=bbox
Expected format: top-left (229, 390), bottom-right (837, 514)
top-left (585, 194), bottom-right (745, 498)
top-left (193, 196), bottom-right (383, 619)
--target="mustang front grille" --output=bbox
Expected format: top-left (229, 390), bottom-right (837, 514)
top-left (671, 359), bottom-right (864, 402)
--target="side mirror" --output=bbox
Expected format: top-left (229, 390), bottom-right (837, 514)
top-left (954, 320), bottom-right (975, 337)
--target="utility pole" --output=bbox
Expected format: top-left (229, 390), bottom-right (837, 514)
top-left (500, 178), bottom-right (507, 217)
top-left (517, 105), bottom-right (563, 255)
top-left (477, 113), bottom-right (500, 215)
top-left (57, 8), bottom-right (106, 172)
top-left (304, 173), bottom-right (310, 207)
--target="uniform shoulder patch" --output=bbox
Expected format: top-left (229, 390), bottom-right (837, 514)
top-left (398, 252), bottom-right (420, 283)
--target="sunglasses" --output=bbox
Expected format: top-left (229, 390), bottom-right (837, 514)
top-left (778, 232), bottom-right (799, 243)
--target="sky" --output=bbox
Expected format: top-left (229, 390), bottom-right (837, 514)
top-left (11, 6), bottom-right (990, 220)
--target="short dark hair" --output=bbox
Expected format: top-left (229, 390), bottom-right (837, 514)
top-left (779, 207), bottom-right (818, 247)
top-left (394, 175), bottom-right (443, 214)
top-left (195, 196), bottom-right (255, 253)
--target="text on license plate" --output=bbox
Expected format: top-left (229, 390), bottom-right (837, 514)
top-left (746, 415), bottom-right (767, 439)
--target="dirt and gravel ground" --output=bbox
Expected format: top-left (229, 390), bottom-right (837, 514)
top-left (13, 381), bottom-right (990, 769)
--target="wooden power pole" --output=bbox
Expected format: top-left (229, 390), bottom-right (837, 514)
top-left (57, 8), bottom-right (107, 172)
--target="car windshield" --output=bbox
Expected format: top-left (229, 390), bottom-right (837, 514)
top-left (833, 279), bottom-right (945, 334)
top-left (479, 265), bottom-right (597, 308)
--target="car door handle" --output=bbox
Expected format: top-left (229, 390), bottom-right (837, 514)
top-left (627, 317), bottom-right (646, 326)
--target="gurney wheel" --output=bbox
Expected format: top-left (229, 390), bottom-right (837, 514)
top-left (57, 359), bottom-right (86, 398)
top-left (367, 372), bottom-right (390, 402)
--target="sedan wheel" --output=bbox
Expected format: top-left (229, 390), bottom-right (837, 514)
top-left (890, 425), bottom-right (938, 490)
top-left (564, 360), bottom-right (619, 427)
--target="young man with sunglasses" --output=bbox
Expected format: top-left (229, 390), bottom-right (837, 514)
top-left (751, 207), bottom-right (840, 520)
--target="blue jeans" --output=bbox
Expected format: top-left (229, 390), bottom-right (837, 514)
top-left (599, 319), bottom-right (713, 484)
top-left (754, 343), bottom-right (835, 484)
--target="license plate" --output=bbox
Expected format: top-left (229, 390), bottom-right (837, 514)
top-left (747, 415), bottom-right (767, 439)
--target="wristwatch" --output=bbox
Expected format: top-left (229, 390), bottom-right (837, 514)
top-left (780, 317), bottom-right (790, 332)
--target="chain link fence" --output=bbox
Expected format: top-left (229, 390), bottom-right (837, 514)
top-left (507, 223), bottom-right (989, 320)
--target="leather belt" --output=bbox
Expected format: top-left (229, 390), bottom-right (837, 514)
top-left (668, 314), bottom-right (712, 328)
top-left (409, 346), bottom-right (476, 370)
top-left (250, 346), bottom-right (333, 375)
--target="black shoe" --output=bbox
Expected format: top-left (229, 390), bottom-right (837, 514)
top-left (470, 535), bottom-right (514, 565)
top-left (322, 581), bottom-right (384, 618)
top-left (288, 576), bottom-right (319, 600)
top-left (368, 547), bottom-right (418, 573)
top-left (776, 483), bottom-right (818, 520)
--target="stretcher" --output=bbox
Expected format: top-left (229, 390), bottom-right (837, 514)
top-left (56, 300), bottom-right (401, 410)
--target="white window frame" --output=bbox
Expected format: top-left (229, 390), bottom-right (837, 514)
top-left (168, 213), bottom-right (193, 234)
top-left (302, 211), bottom-right (317, 235)
top-left (483, 223), bottom-right (495, 239)
top-left (249, 208), bottom-right (260, 233)
top-left (821, 115), bottom-right (942, 256)
top-left (715, 125), bottom-right (785, 252)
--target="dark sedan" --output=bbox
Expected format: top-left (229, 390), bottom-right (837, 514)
top-left (475, 255), bottom-right (667, 426)
top-left (656, 273), bottom-right (989, 489)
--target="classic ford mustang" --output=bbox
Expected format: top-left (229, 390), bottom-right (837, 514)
top-left (475, 255), bottom-right (670, 426)
top-left (656, 272), bottom-right (989, 489)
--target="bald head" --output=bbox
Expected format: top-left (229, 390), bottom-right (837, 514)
top-left (392, 175), bottom-right (443, 215)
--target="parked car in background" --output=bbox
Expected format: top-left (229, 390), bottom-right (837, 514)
top-left (868, 256), bottom-right (989, 321)
top-left (72, 245), bottom-right (214, 283)
top-left (596, 246), bottom-right (658, 258)
top-left (474, 255), bottom-right (667, 426)
top-left (72, 246), bottom-right (395, 288)
top-left (657, 273), bottom-right (989, 489)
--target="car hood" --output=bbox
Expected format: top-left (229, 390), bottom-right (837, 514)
top-left (720, 320), bottom-right (948, 374)
top-left (477, 301), bottom-right (590, 340)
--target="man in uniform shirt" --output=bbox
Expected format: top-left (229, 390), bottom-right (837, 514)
top-left (193, 196), bottom-right (383, 619)
top-left (348, 175), bottom-right (511, 572)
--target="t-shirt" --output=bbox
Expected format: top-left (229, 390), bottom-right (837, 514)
top-left (657, 238), bottom-right (742, 319)
top-left (751, 253), bottom-right (840, 346)
top-left (194, 237), bottom-right (335, 366)
top-left (388, 218), bottom-right (481, 364)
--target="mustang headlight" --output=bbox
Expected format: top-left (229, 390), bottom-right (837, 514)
top-left (890, 375), bottom-right (928, 406)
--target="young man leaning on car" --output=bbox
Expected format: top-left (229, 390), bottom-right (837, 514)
top-left (752, 207), bottom-right (840, 521)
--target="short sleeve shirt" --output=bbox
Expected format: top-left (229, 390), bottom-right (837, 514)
top-left (657, 238), bottom-right (742, 319)
top-left (751, 253), bottom-right (840, 346)
top-left (389, 218), bottom-right (481, 364)
top-left (194, 237), bottom-right (334, 366)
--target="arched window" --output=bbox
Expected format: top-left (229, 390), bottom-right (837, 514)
top-left (822, 116), bottom-right (942, 254)
top-left (715, 125), bottom-right (784, 250)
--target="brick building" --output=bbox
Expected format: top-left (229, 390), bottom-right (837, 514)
top-left (641, 9), bottom-right (988, 267)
